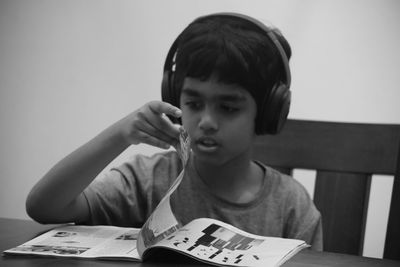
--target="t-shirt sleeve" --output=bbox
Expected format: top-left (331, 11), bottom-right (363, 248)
top-left (82, 151), bottom-right (182, 227)
top-left (283, 177), bottom-right (323, 251)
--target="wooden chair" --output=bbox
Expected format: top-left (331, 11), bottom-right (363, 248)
top-left (252, 119), bottom-right (400, 260)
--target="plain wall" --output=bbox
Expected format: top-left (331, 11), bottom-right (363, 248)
top-left (1, 0), bottom-right (399, 258)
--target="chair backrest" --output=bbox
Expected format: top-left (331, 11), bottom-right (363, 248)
top-left (252, 119), bottom-right (400, 260)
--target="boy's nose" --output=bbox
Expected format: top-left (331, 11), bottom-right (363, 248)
top-left (198, 109), bottom-right (218, 133)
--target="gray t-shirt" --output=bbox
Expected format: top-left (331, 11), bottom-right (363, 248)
top-left (83, 150), bottom-right (323, 250)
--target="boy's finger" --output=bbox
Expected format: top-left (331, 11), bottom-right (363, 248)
top-left (136, 120), bottom-right (177, 147)
top-left (145, 111), bottom-right (181, 140)
top-left (149, 101), bottom-right (181, 118)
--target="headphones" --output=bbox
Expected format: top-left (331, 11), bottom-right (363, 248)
top-left (161, 12), bottom-right (291, 135)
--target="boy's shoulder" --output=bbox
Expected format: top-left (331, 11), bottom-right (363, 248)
top-left (258, 162), bottom-right (312, 200)
top-left (259, 162), bottom-right (320, 222)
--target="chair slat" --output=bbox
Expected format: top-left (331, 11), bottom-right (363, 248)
top-left (383, 142), bottom-right (400, 260)
top-left (314, 171), bottom-right (371, 255)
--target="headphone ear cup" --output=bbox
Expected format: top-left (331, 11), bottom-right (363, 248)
top-left (161, 70), bottom-right (181, 124)
top-left (161, 70), bottom-right (172, 104)
top-left (258, 84), bottom-right (291, 135)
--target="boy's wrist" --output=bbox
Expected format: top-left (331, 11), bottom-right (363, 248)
top-left (103, 120), bottom-right (132, 150)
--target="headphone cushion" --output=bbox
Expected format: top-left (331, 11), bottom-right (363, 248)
top-left (162, 70), bottom-right (180, 107)
top-left (258, 84), bottom-right (291, 134)
top-left (161, 71), bottom-right (172, 103)
top-left (161, 70), bottom-right (181, 124)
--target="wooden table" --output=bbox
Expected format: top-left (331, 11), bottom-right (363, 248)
top-left (1, 217), bottom-right (399, 266)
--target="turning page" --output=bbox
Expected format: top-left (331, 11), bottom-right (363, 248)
top-left (137, 129), bottom-right (191, 256)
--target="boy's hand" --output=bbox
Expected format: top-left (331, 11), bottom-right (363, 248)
top-left (119, 101), bottom-right (182, 149)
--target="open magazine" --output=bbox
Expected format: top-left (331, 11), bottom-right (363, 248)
top-left (3, 130), bottom-right (308, 267)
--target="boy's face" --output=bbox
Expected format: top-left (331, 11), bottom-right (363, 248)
top-left (179, 74), bottom-right (257, 166)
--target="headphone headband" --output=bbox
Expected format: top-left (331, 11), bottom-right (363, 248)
top-left (164, 12), bottom-right (291, 88)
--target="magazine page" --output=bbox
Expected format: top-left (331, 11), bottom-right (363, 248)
top-left (150, 218), bottom-right (308, 267)
top-left (136, 129), bottom-right (191, 256)
top-left (4, 225), bottom-right (141, 260)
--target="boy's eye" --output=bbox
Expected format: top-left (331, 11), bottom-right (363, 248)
top-left (184, 101), bottom-right (203, 110)
top-left (221, 104), bottom-right (240, 113)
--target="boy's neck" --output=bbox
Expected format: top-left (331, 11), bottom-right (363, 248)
top-left (192, 152), bottom-right (264, 204)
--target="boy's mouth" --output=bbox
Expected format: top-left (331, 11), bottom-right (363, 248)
top-left (195, 137), bottom-right (219, 152)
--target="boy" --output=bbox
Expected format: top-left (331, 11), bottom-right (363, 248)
top-left (26, 13), bottom-right (323, 251)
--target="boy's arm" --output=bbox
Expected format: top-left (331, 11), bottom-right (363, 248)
top-left (26, 101), bottom-right (181, 224)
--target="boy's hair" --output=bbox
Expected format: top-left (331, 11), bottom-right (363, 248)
top-left (163, 13), bottom-right (292, 134)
